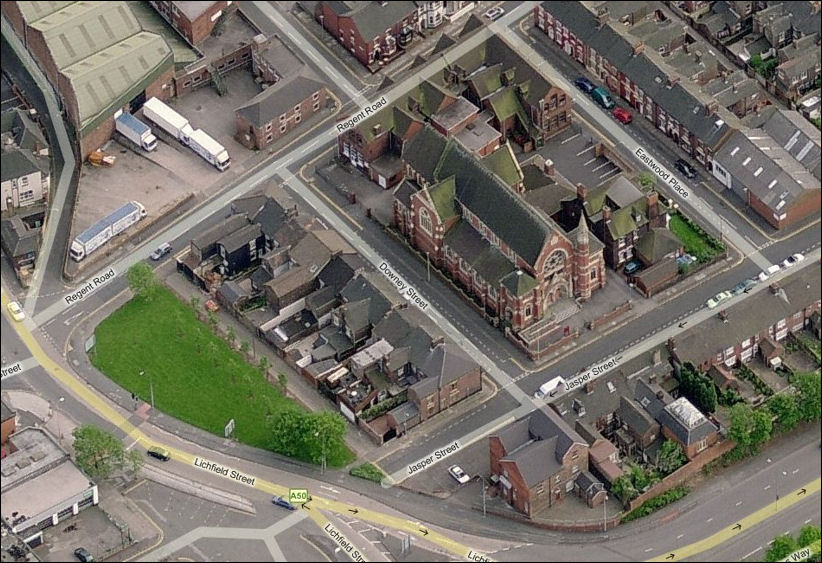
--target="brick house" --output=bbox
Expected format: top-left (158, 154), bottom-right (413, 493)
top-left (489, 407), bottom-right (590, 518)
top-left (149, 1), bottom-right (234, 46)
top-left (667, 264), bottom-right (821, 371)
top-left (312, 1), bottom-right (419, 70)
top-left (534, 2), bottom-right (732, 170)
top-left (393, 126), bottom-right (606, 333)
top-left (1, 400), bottom-right (16, 447)
top-left (559, 176), bottom-right (670, 269)
top-left (615, 395), bottom-right (660, 456)
top-left (236, 74), bottom-right (328, 150)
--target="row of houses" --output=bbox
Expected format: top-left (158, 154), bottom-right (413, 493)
top-left (490, 262), bottom-right (820, 519)
top-left (534, 1), bottom-right (820, 229)
top-left (303, 1), bottom-right (476, 71)
top-left (682, 1), bottom-right (821, 106)
top-left (176, 192), bottom-right (482, 444)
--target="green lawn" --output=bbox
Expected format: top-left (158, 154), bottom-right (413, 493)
top-left (91, 287), bottom-right (353, 466)
top-left (669, 214), bottom-right (723, 262)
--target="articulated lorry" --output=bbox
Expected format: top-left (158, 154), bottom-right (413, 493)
top-left (189, 129), bottom-right (230, 171)
top-left (142, 97), bottom-right (193, 145)
top-left (69, 201), bottom-right (147, 261)
top-left (115, 112), bottom-right (157, 151)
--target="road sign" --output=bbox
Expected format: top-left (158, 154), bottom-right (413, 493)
top-left (224, 418), bottom-right (235, 438)
top-left (289, 489), bottom-right (309, 504)
top-left (84, 334), bottom-right (95, 352)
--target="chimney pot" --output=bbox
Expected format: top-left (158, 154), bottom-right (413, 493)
top-left (577, 182), bottom-right (587, 200)
top-left (602, 205), bottom-right (612, 220)
top-left (544, 158), bottom-right (555, 177)
top-left (656, 390), bottom-right (664, 400)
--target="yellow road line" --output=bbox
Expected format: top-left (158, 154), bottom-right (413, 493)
top-left (647, 478), bottom-right (821, 562)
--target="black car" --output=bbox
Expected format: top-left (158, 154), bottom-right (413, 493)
top-left (574, 76), bottom-right (596, 94)
top-left (74, 548), bottom-right (94, 562)
top-left (674, 158), bottom-right (697, 179)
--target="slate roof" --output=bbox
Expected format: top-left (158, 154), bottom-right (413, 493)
top-left (305, 285), bottom-right (338, 317)
top-left (192, 214), bottom-right (248, 252)
top-left (1, 147), bottom-right (48, 182)
top-left (635, 379), bottom-right (673, 420)
top-left (318, 253), bottom-right (366, 292)
top-left (672, 263), bottom-right (821, 365)
top-left (442, 221), bottom-right (516, 285)
top-left (635, 228), bottom-right (682, 264)
top-left (500, 269), bottom-right (538, 297)
top-left (219, 223), bottom-right (262, 253)
top-left (540, 2), bottom-right (732, 150)
top-left (251, 198), bottom-right (290, 239)
top-left (236, 74), bottom-right (325, 128)
top-left (402, 126), bottom-right (449, 181)
top-left (337, 1), bottom-right (417, 44)
top-left (427, 176), bottom-right (458, 221)
top-left (416, 343), bottom-right (478, 386)
top-left (758, 109), bottom-right (821, 181)
top-left (372, 306), bottom-right (444, 368)
top-left (0, 216), bottom-right (40, 257)
top-left (482, 142), bottom-right (523, 188)
top-left (617, 395), bottom-right (659, 436)
top-left (507, 438), bottom-right (561, 487)
top-left (658, 397), bottom-right (718, 446)
top-left (554, 371), bottom-right (632, 429)
top-left (1, 107), bottom-right (47, 151)
top-left (388, 401), bottom-right (419, 425)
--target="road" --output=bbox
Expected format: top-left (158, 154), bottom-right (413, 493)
top-left (2, 1), bottom-right (820, 561)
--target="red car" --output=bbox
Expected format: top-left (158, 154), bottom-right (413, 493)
top-left (613, 107), bottom-right (632, 124)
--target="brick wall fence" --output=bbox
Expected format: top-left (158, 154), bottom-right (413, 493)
top-left (627, 439), bottom-right (736, 511)
top-left (508, 326), bottom-right (581, 360)
top-left (598, 143), bottom-right (635, 176)
top-left (476, 505), bottom-right (622, 532)
top-left (587, 300), bottom-right (633, 330)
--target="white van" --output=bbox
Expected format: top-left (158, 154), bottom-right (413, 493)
top-left (535, 376), bottom-right (566, 399)
top-left (758, 264), bottom-right (781, 282)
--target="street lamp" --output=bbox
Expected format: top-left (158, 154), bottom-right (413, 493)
top-left (475, 475), bottom-right (489, 517)
top-left (140, 370), bottom-right (154, 409)
top-left (603, 491), bottom-right (608, 533)
top-left (314, 431), bottom-right (326, 474)
top-left (426, 251), bottom-right (430, 282)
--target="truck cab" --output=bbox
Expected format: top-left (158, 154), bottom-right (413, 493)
top-left (69, 242), bottom-right (85, 261)
top-left (535, 376), bottom-right (566, 399)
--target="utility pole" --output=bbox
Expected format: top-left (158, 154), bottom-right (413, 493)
top-left (426, 251), bottom-right (430, 282)
top-left (603, 491), bottom-right (608, 532)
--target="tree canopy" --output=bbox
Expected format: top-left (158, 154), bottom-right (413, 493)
top-left (72, 425), bottom-right (142, 479)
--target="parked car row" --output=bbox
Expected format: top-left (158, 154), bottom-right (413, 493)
top-left (704, 253), bottom-right (804, 309)
top-left (573, 76), bottom-right (633, 124)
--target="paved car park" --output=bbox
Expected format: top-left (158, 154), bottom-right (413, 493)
top-left (535, 123), bottom-right (623, 189)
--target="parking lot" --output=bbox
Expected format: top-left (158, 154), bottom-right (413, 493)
top-left (534, 122), bottom-right (623, 189)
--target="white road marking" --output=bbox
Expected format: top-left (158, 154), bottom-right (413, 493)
top-left (561, 133), bottom-right (580, 144)
top-left (576, 145), bottom-right (595, 156)
top-left (743, 546), bottom-right (762, 559)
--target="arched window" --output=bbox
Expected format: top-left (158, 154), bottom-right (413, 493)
top-left (419, 207), bottom-right (433, 234)
top-left (543, 250), bottom-right (565, 281)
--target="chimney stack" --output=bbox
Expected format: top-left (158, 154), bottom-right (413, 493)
top-left (769, 282), bottom-right (779, 294)
top-left (596, 6), bottom-right (610, 27)
top-left (373, 123), bottom-right (382, 135)
top-left (585, 381), bottom-right (596, 394)
top-left (656, 390), bottom-right (665, 400)
top-left (705, 100), bottom-right (719, 115)
top-left (577, 182), bottom-right (587, 201)
top-left (602, 205), bottom-right (612, 221)
top-left (544, 158), bottom-right (555, 177)
top-left (632, 41), bottom-right (645, 56)
top-left (667, 74), bottom-right (680, 88)
top-left (646, 191), bottom-right (659, 220)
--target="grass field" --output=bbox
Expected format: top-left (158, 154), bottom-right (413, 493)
top-left (91, 286), bottom-right (353, 466)
top-left (669, 214), bottom-right (722, 262)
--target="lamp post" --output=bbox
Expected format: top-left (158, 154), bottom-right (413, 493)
top-left (475, 475), bottom-right (489, 517)
top-left (426, 251), bottom-right (430, 282)
top-left (603, 491), bottom-right (608, 533)
top-left (140, 370), bottom-right (154, 409)
top-left (315, 431), bottom-right (326, 474)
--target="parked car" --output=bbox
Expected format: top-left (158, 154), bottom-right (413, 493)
top-left (674, 158), bottom-right (697, 179)
top-left (622, 259), bottom-right (643, 275)
top-left (448, 464), bottom-right (471, 484)
top-left (74, 548), bottom-right (94, 562)
top-left (612, 107), bottom-right (632, 124)
top-left (483, 7), bottom-right (504, 20)
top-left (7, 301), bottom-right (25, 322)
top-left (758, 264), bottom-right (781, 281)
top-left (150, 243), bottom-right (172, 261)
top-left (591, 87), bottom-right (615, 109)
top-left (782, 253), bottom-right (805, 268)
top-left (146, 446), bottom-right (171, 461)
top-left (272, 495), bottom-right (297, 511)
top-left (574, 76), bottom-right (596, 94)
top-left (706, 290), bottom-right (733, 309)
top-left (730, 278), bottom-right (757, 296)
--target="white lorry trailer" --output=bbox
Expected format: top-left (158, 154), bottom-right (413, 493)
top-left (115, 112), bottom-right (157, 151)
top-left (142, 97), bottom-right (193, 145)
top-left (188, 129), bottom-right (230, 171)
top-left (69, 201), bottom-right (147, 261)
top-left (534, 376), bottom-right (566, 399)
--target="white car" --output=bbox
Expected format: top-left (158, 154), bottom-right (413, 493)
top-left (448, 464), bottom-right (471, 484)
top-left (782, 253), bottom-right (805, 268)
top-left (7, 301), bottom-right (25, 322)
top-left (484, 7), bottom-right (505, 20)
top-left (706, 291), bottom-right (733, 309)
top-left (758, 264), bottom-right (781, 281)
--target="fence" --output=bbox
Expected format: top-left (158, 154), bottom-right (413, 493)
top-left (626, 439), bottom-right (736, 511)
top-left (588, 300), bottom-right (633, 330)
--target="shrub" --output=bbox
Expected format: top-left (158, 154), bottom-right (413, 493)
top-left (349, 463), bottom-right (386, 483)
top-left (622, 486), bottom-right (690, 522)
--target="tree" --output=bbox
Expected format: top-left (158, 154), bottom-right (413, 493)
top-left (728, 403), bottom-right (756, 452)
top-left (799, 525), bottom-right (822, 548)
top-left (267, 410), bottom-right (348, 466)
top-left (768, 393), bottom-right (800, 432)
top-left (765, 535), bottom-right (798, 562)
top-left (793, 372), bottom-right (821, 422)
top-left (750, 408), bottom-right (773, 451)
top-left (72, 425), bottom-right (142, 479)
top-left (611, 474), bottom-right (638, 503)
top-left (277, 373), bottom-right (288, 392)
top-left (268, 410), bottom-right (307, 458)
top-left (127, 263), bottom-right (158, 300)
top-left (657, 440), bottom-right (687, 475)
top-left (637, 172), bottom-right (656, 190)
top-left (303, 411), bottom-right (347, 466)
top-left (678, 363), bottom-right (717, 413)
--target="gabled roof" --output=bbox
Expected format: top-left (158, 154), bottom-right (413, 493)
top-left (617, 395), bottom-right (658, 436)
top-left (482, 142), bottom-right (522, 187)
top-left (500, 269), bottom-right (538, 296)
top-left (416, 343), bottom-right (477, 386)
top-left (505, 438), bottom-right (561, 487)
top-left (658, 397), bottom-right (718, 446)
top-left (635, 379), bottom-right (673, 419)
top-left (236, 74), bottom-right (325, 128)
top-left (427, 176), bottom-right (458, 221)
top-left (251, 198), bottom-right (289, 239)
top-left (0, 216), bottom-right (40, 257)
top-left (401, 125), bottom-right (449, 181)
top-left (218, 223), bottom-right (262, 253)
top-left (335, 1), bottom-right (417, 42)
top-left (635, 228), bottom-right (682, 264)
top-left (0, 147), bottom-right (48, 181)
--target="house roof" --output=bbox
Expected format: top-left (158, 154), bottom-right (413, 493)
top-left (388, 400), bottom-right (419, 425)
top-left (758, 109), bottom-right (821, 181)
top-left (0, 216), bottom-right (40, 257)
top-left (431, 96), bottom-right (479, 132)
top-left (1, 147), bottom-right (48, 181)
top-left (617, 395), bottom-right (659, 436)
top-left (589, 438), bottom-right (618, 464)
top-left (339, 1), bottom-right (418, 45)
top-left (672, 263), bottom-right (821, 365)
top-left (427, 176), bottom-right (458, 221)
top-left (501, 269), bottom-right (538, 297)
top-left (251, 198), bottom-right (290, 239)
top-left (635, 228), bottom-right (682, 264)
top-left (442, 221), bottom-right (516, 285)
top-left (218, 223), bottom-right (262, 253)
top-left (416, 342), bottom-right (478, 387)
top-left (171, 1), bottom-right (218, 22)
top-left (658, 397), bottom-right (718, 446)
top-left (1, 107), bottom-right (47, 152)
top-left (554, 371), bottom-right (632, 429)
top-left (635, 379), bottom-right (673, 420)
top-left (482, 142), bottom-right (523, 188)
top-left (635, 257), bottom-right (679, 287)
top-left (504, 438), bottom-right (561, 487)
top-left (318, 253), bottom-right (365, 292)
top-left (236, 74), bottom-right (325, 128)
top-left (192, 214), bottom-right (248, 251)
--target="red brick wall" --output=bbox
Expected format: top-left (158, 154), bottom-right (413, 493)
top-left (1, 3), bottom-right (26, 40)
top-left (237, 87), bottom-right (328, 150)
top-left (1, 416), bottom-right (16, 445)
top-left (437, 367), bottom-right (482, 409)
top-left (79, 118), bottom-right (117, 159)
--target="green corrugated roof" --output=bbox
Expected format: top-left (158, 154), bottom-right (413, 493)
top-left (488, 87), bottom-right (530, 132)
top-left (501, 270), bottom-right (538, 297)
top-left (16, 1), bottom-right (74, 24)
top-left (635, 228), bottom-right (681, 263)
top-left (482, 142), bottom-right (522, 187)
top-left (427, 176), bottom-right (458, 221)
